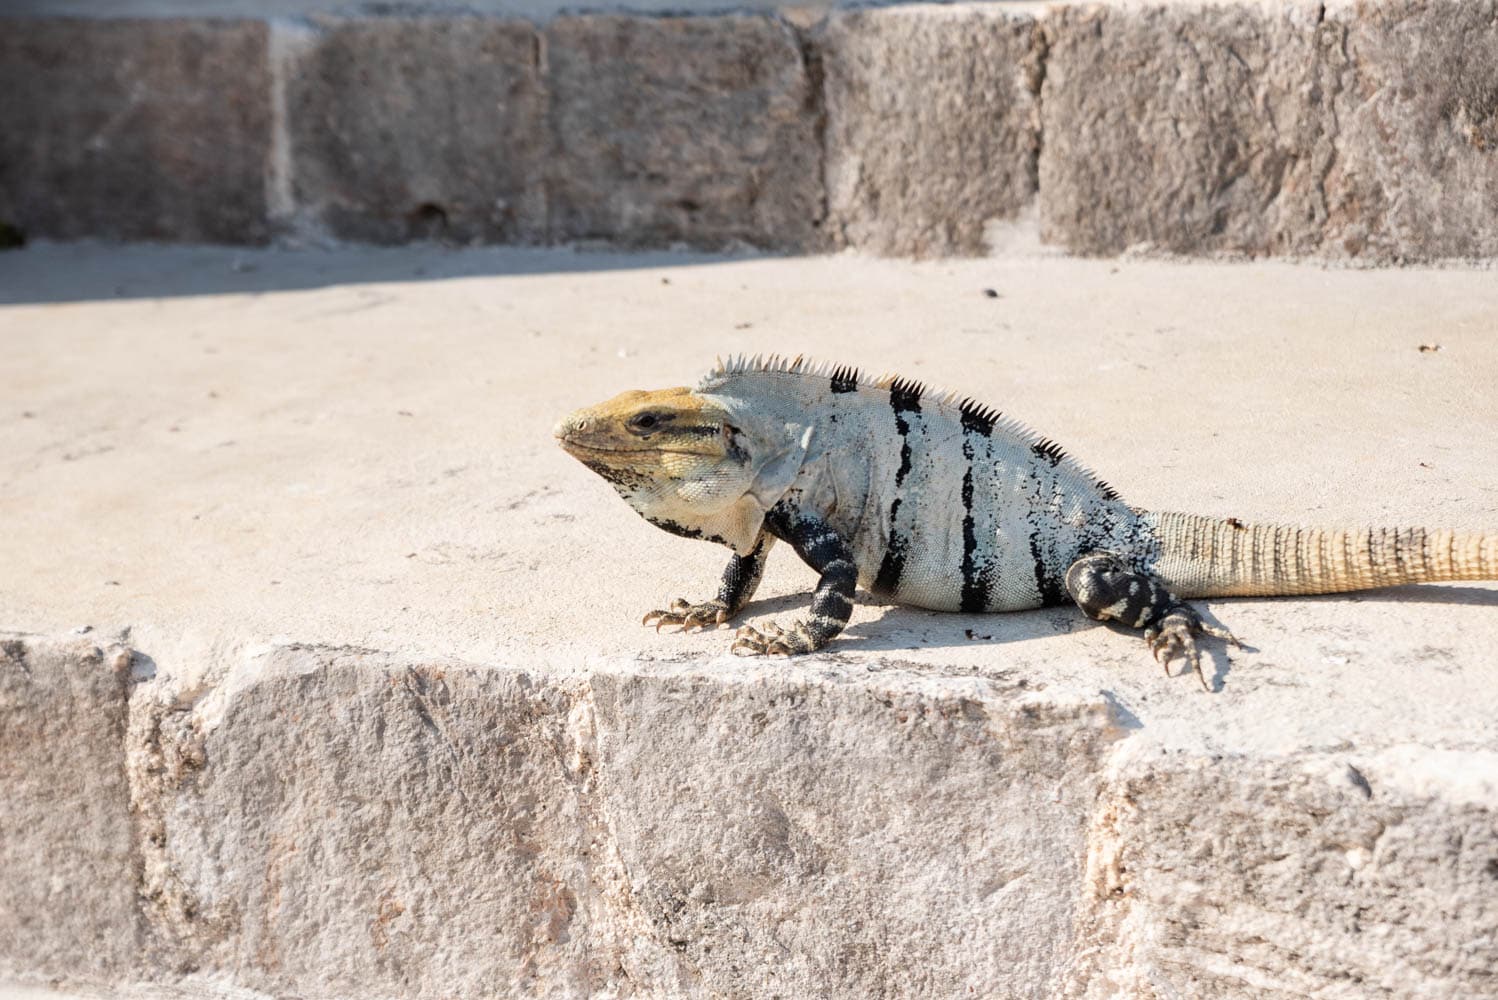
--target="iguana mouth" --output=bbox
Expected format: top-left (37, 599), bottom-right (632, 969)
top-left (558, 440), bottom-right (700, 457)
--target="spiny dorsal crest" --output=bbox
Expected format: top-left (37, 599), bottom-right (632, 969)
top-left (702, 353), bottom-right (1121, 501)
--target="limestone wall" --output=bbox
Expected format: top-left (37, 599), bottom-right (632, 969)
top-left (4, 1), bottom-right (1497, 260)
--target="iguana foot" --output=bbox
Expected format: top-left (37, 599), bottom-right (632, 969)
top-left (1065, 551), bottom-right (1241, 691)
top-left (730, 621), bottom-right (819, 656)
top-left (1145, 607), bottom-right (1241, 691)
top-left (642, 598), bottom-right (731, 632)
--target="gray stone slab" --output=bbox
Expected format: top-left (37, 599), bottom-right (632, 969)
top-left (283, 16), bottom-right (548, 244)
top-left (821, 5), bottom-right (1041, 256)
top-left (1325, 0), bottom-right (1498, 260)
top-left (544, 14), bottom-right (823, 250)
top-left (1069, 749), bottom-right (1498, 997)
top-left (128, 647), bottom-right (623, 996)
top-left (587, 668), bottom-right (1121, 997)
top-left (0, 636), bottom-right (139, 984)
top-left (1039, 0), bottom-right (1498, 261)
top-left (123, 647), bottom-right (1125, 997)
top-left (0, 19), bottom-right (271, 244)
top-left (1038, 1), bottom-right (1334, 257)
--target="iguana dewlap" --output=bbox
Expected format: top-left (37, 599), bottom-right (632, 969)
top-left (554, 355), bottom-right (1498, 689)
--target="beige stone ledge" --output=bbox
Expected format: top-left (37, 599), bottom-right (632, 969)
top-left (1, 243), bottom-right (1496, 996)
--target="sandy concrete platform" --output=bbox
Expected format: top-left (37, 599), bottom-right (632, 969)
top-left (2, 244), bottom-right (1496, 998)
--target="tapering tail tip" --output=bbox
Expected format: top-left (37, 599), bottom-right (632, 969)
top-left (1144, 511), bottom-right (1498, 599)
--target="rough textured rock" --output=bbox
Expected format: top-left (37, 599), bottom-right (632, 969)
top-left (1325, 0), bottom-right (1498, 260)
top-left (30, 634), bottom-right (1495, 999)
top-left (121, 648), bottom-right (1124, 998)
top-left (587, 667), bottom-right (1121, 997)
top-left (127, 647), bottom-right (625, 997)
top-left (821, 6), bottom-right (1041, 256)
top-left (283, 17), bottom-right (548, 244)
top-left (1068, 748), bottom-right (1498, 999)
top-left (1040, 0), bottom-right (1498, 261)
top-left (1039, 1), bottom-right (1336, 257)
top-left (0, 19), bottom-right (271, 244)
top-left (0, 635), bottom-right (140, 984)
top-left (544, 14), bottom-right (823, 250)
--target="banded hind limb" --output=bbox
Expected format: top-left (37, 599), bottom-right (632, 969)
top-left (1065, 552), bottom-right (1240, 690)
top-left (643, 532), bottom-right (776, 631)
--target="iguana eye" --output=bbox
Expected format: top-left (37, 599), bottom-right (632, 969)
top-left (629, 412), bottom-right (664, 433)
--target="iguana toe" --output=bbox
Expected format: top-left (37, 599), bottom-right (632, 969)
top-left (731, 621), bottom-right (817, 656)
top-left (643, 598), bottom-right (730, 632)
top-left (1146, 609), bottom-right (1238, 692)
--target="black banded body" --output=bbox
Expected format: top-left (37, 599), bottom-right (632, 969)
top-left (696, 358), bottom-right (1153, 613)
top-left (559, 354), bottom-right (1498, 675)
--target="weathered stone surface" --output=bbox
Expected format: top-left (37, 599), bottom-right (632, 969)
top-left (0, 19), bottom-right (271, 244)
top-left (1069, 748), bottom-right (1498, 998)
top-left (1325, 0), bottom-right (1498, 260)
top-left (283, 17), bottom-right (548, 244)
top-left (0, 635), bottom-right (139, 983)
top-left (128, 647), bottom-right (625, 996)
top-left (5, 245), bottom-right (1498, 997)
top-left (544, 14), bottom-right (823, 250)
top-left (822, 6), bottom-right (1041, 256)
top-left (1039, 1), bottom-right (1336, 257)
top-left (1040, 0), bottom-right (1498, 261)
top-left (587, 667), bottom-right (1121, 997)
top-left (123, 648), bottom-right (1123, 997)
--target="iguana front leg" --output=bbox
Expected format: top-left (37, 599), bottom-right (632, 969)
top-left (1065, 552), bottom-right (1240, 690)
top-left (643, 532), bottom-right (776, 631)
top-left (732, 506), bottom-right (857, 656)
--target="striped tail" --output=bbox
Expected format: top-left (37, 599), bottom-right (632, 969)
top-left (1144, 511), bottom-right (1498, 599)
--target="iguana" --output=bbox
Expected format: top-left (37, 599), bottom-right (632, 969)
top-left (554, 355), bottom-right (1498, 689)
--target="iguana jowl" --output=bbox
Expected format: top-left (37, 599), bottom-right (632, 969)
top-left (555, 355), bottom-right (1498, 688)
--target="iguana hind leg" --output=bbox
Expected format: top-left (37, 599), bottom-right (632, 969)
top-left (1064, 552), bottom-right (1240, 691)
top-left (644, 532), bottom-right (775, 632)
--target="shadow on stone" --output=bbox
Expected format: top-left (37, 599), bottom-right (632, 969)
top-left (0, 242), bottom-right (764, 305)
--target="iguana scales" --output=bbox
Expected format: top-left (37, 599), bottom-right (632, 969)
top-left (554, 355), bottom-right (1498, 689)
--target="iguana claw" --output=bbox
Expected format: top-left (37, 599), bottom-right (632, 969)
top-left (642, 598), bottom-right (730, 632)
top-left (731, 621), bottom-right (811, 656)
top-left (1145, 610), bottom-right (1242, 691)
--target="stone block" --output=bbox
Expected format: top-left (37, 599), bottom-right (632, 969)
top-left (1069, 748), bottom-right (1498, 997)
top-left (821, 6), bottom-right (1041, 256)
top-left (1038, 1), bottom-right (1334, 257)
top-left (1324, 0), bottom-right (1498, 259)
top-left (586, 667), bottom-right (1124, 998)
top-left (130, 647), bottom-right (621, 996)
top-left (544, 14), bottom-right (823, 250)
top-left (283, 17), bottom-right (548, 244)
top-left (0, 19), bottom-right (271, 243)
top-left (1039, 0), bottom-right (1498, 261)
top-left (128, 646), bottom-right (1126, 997)
top-left (0, 636), bottom-right (139, 983)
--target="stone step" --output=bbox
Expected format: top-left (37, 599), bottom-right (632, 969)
top-left (1, 243), bottom-right (1496, 997)
top-left (2, 0), bottom-right (1495, 261)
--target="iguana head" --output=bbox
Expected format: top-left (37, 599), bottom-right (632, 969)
top-left (555, 386), bottom-right (772, 547)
